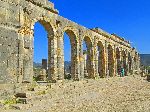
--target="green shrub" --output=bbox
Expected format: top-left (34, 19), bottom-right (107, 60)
top-left (37, 90), bottom-right (46, 95)
top-left (27, 82), bottom-right (37, 91)
top-left (3, 98), bottom-right (17, 105)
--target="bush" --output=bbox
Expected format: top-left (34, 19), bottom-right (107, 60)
top-left (27, 82), bottom-right (37, 91)
top-left (36, 90), bottom-right (46, 95)
top-left (2, 98), bottom-right (17, 105)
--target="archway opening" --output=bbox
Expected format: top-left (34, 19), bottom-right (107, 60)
top-left (128, 52), bottom-right (132, 73)
top-left (116, 48), bottom-right (121, 75)
top-left (122, 50), bottom-right (127, 76)
top-left (97, 41), bottom-right (105, 78)
top-left (108, 45), bottom-right (114, 77)
top-left (83, 36), bottom-right (93, 78)
top-left (134, 56), bottom-right (137, 70)
top-left (32, 20), bottom-right (54, 81)
top-left (63, 30), bottom-right (77, 80)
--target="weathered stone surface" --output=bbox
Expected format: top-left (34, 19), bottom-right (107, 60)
top-left (0, 0), bottom-right (140, 83)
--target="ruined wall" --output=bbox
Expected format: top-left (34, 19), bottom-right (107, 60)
top-left (0, 0), bottom-right (140, 84)
top-left (0, 0), bottom-right (21, 83)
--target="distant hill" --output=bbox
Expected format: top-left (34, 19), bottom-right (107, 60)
top-left (140, 54), bottom-right (150, 66)
top-left (33, 61), bottom-right (71, 71)
top-left (33, 62), bottom-right (42, 68)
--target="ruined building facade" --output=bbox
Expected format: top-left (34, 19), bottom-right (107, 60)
top-left (0, 0), bottom-right (140, 83)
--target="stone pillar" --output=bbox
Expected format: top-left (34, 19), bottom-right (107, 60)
top-left (95, 47), bottom-right (99, 78)
top-left (72, 40), bottom-right (80, 81)
top-left (125, 54), bottom-right (128, 76)
top-left (119, 51), bottom-right (122, 75)
top-left (115, 50), bottom-right (121, 76)
top-left (48, 33), bottom-right (58, 82)
top-left (137, 55), bottom-right (141, 71)
top-left (83, 51), bottom-right (88, 78)
top-left (57, 31), bottom-right (64, 80)
top-left (79, 40), bottom-right (84, 80)
top-left (16, 34), bottom-right (25, 83)
top-left (75, 46), bottom-right (80, 81)
top-left (18, 25), bottom-right (34, 83)
top-left (90, 46), bottom-right (96, 79)
top-left (131, 56), bottom-right (134, 74)
top-left (71, 42), bottom-right (80, 81)
top-left (105, 42), bottom-right (108, 77)
top-left (111, 48), bottom-right (115, 77)
top-left (128, 53), bottom-right (132, 74)
top-left (113, 47), bottom-right (117, 76)
top-left (100, 47), bottom-right (106, 78)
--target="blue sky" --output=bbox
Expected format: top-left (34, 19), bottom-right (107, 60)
top-left (34, 0), bottom-right (150, 62)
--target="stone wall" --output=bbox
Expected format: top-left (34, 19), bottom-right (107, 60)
top-left (0, 0), bottom-right (140, 84)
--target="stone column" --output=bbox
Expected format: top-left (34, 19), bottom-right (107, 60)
top-left (71, 42), bottom-right (80, 81)
top-left (105, 41), bottom-right (108, 77)
top-left (16, 34), bottom-right (25, 83)
top-left (137, 55), bottom-right (141, 71)
top-left (131, 56), bottom-right (134, 74)
top-left (75, 46), bottom-right (80, 81)
top-left (79, 40), bottom-right (84, 80)
top-left (57, 31), bottom-right (64, 80)
top-left (100, 47), bottom-right (106, 78)
top-left (95, 47), bottom-right (99, 78)
top-left (118, 51), bottom-right (122, 76)
top-left (18, 24), bottom-right (34, 83)
top-left (48, 33), bottom-right (58, 82)
top-left (83, 51), bottom-right (88, 78)
top-left (110, 48), bottom-right (115, 77)
top-left (125, 54), bottom-right (128, 76)
top-left (90, 46), bottom-right (96, 79)
top-left (113, 47), bottom-right (117, 76)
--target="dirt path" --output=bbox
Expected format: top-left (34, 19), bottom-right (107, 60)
top-left (1, 75), bottom-right (150, 112)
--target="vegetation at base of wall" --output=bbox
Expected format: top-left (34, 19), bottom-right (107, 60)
top-left (27, 82), bottom-right (37, 91)
top-left (64, 73), bottom-right (72, 80)
top-left (147, 66), bottom-right (150, 70)
top-left (36, 90), bottom-right (46, 95)
top-left (33, 76), bottom-right (40, 82)
top-left (2, 98), bottom-right (17, 105)
top-left (147, 66), bottom-right (150, 74)
top-left (95, 75), bottom-right (100, 80)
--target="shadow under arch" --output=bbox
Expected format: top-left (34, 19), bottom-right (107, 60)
top-left (108, 44), bottom-right (114, 77)
top-left (83, 36), bottom-right (94, 78)
top-left (97, 41), bottom-right (105, 78)
top-left (116, 47), bottom-right (121, 75)
top-left (122, 50), bottom-right (127, 76)
top-left (128, 52), bottom-right (132, 73)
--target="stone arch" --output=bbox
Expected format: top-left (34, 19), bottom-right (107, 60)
top-left (116, 47), bottom-right (121, 75)
top-left (63, 26), bottom-right (79, 43)
top-left (97, 41), bottom-right (105, 78)
top-left (33, 20), bottom-right (55, 35)
top-left (83, 36), bottom-right (94, 78)
top-left (128, 52), bottom-right (132, 73)
top-left (21, 17), bottom-right (56, 82)
top-left (133, 54), bottom-right (138, 70)
top-left (108, 44), bottom-right (115, 77)
top-left (122, 50), bottom-right (127, 76)
top-left (62, 28), bottom-right (79, 80)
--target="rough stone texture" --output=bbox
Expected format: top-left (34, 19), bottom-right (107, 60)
top-left (0, 0), bottom-right (140, 83)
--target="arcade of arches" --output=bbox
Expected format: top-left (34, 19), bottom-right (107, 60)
top-left (0, 0), bottom-right (140, 83)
